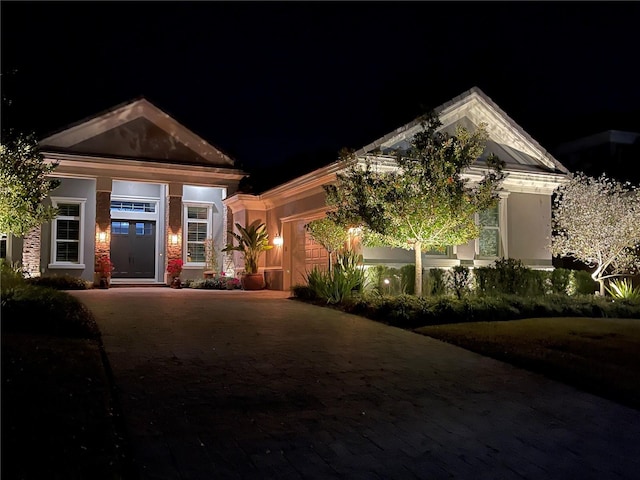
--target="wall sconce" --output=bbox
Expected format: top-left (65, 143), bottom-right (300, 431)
top-left (273, 233), bottom-right (283, 247)
top-left (98, 231), bottom-right (108, 243)
top-left (170, 234), bottom-right (179, 245)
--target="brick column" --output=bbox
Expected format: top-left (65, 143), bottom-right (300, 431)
top-left (22, 225), bottom-right (41, 277)
top-left (95, 191), bottom-right (111, 264)
top-left (167, 195), bottom-right (182, 261)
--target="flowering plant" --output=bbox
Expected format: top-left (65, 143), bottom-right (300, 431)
top-left (96, 256), bottom-right (115, 276)
top-left (167, 258), bottom-right (184, 277)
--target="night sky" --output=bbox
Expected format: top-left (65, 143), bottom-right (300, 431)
top-left (2, 1), bottom-right (640, 189)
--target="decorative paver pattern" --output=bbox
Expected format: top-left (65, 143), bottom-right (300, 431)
top-left (72, 288), bottom-right (640, 479)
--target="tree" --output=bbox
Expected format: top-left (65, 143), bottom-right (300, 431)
top-left (0, 132), bottom-right (60, 236)
top-left (305, 218), bottom-right (350, 271)
top-left (325, 112), bottom-right (504, 296)
top-left (551, 173), bottom-right (640, 295)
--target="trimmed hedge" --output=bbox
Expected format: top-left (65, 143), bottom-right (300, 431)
top-left (317, 293), bottom-right (640, 329)
top-left (26, 274), bottom-right (91, 290)
top-left (1, 285), bottom-right (100, 338)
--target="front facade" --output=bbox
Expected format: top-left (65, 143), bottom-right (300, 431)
top-left (5, 88), bottom-right (571, 289)
top-left (5, 98), bottom-right (245, 284)
top-left (224, 87), bottom-right (571, 290)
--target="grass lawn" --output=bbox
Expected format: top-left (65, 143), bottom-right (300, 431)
top-left (417, 317), bottom-right (640, 411)
top-left (1, 333), bottom-right (133, 479)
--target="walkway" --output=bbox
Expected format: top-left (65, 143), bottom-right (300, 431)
top-left (71, 288), bottom-right (640, 479)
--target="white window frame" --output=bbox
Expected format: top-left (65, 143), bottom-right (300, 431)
top-left (183, 202), bottom-right (213, 267)
top-left (0, 232), bottom-right (8, 260)
top-left (475, 197), bottom-right (508, 259)
top-left (49, 197), bottom-right (86, 269)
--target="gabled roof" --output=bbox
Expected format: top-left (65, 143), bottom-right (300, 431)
top-left (39, 97), bottom-right (236, 168)
top-left (356, 86), bottom-right (570, 175)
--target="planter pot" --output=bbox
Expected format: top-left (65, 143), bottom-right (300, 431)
top-left (99, 276), bottom-right (110, 289)
top-left (241, 273), bottom-right (264, 290)
top-left (170, 277), bottom-right (182, 289)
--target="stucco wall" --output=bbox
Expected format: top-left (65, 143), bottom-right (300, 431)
top-left (42, 177), bottom-right (97, 280)
top-left (507, 192), bottom-right (553, 266)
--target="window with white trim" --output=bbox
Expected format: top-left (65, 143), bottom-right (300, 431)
top-left (50, 198), bottom-right (86, 267)
top-left (478, 204), bottom-right (500, 257)
top-left (184, 204), bottom-right (212, 265)
top-left (0, 233), bottom-right (7, 259)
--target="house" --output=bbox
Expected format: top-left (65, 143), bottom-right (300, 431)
top-left (3, 87), bottom-right (571, 289)
top-left (223, 87), bottom-right (570, 290)
top-left (3, 98), bottom-right (246, 284)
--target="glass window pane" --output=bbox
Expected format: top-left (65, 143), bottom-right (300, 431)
top-left (135, 223), bottom-right (154, 236)
top-left (110, 201), bottom-right (155, 213)
top-left (479, 206), bottom-right (499, 227)
top-left (111, 221), bottom-right (129, 235)
top-left (479, 229), bottom-right (499, 257)
top-left (57, 219), bottom-right (80, 240)
top-left (187, 222), bottom-right (207, 242)
top-left (187, 207), bottom-right (208, 220)
top-left (187, 243), bottom-right (206, 262)
top-left (55, 242), bottom-right (79, 262)
top-left (58, 204), bottom-right (80, 217)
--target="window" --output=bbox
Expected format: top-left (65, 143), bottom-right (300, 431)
top-left (0, 233), bottom-right (6, 259)
top-left (50, 198), bottom-right (86, 268)
top-left (111, 221), bottom-right (129, 235)
top-left (110, 200), bottom-right (155, 213)
top-left (478, 204), bottom-right (500, 257)
top-left (184, 204), bottom-right (212, 265)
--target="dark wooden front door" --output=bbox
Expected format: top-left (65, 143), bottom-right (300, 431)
top-left (110, 220), bottom-right (156, 278)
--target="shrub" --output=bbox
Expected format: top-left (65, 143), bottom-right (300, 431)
top-left (336, 292), bottom-right (640, 329)
top-left (571, 270), bottom-right (599, 295)
top-left (399, 264), bottom-right (416, 295)
top-left (474, 258), bottom-right (547, 297)
top-left (549, 268), bottom-right (572, 295)
top-left (445, 265), bottom-right (472, 299)
top-left (605, 278), bottom-right (640, 301)
top-left (304, 266), bottom-right (363, 304)
top-left (1, 259), bottom-right (25, 291)
top-left (186, 276), bottom-right (241, 290)
top-left (26, 274), bottom-right (90, 290)
top-left (1, 285), bottom-right (100, 338)
top-left (424, 268), bottom-right (446, 296)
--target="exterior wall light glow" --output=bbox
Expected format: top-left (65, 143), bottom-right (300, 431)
top-left (273, 234), bottom-right (283, 247)
top-left (170, 234), bottom-right (179, 245)
top-left (98, 231), bottom-right (108, 242)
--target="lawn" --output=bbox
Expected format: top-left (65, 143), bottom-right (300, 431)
top-left (417, 317), bottom-right (640, 410)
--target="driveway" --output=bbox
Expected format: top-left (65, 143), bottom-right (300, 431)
top-left (72, 288), bottom-right (640, 479)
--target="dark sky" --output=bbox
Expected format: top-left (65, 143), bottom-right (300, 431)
top-left (2, 1), bottom-right (640, 186)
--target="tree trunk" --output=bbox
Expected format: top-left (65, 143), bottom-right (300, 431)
top-left (414, 241), bottom-right (422, 297)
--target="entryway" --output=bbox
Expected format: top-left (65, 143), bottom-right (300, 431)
top-left (110, 220), bottom-right (156, 278)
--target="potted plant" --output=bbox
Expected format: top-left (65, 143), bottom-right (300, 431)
top-left (167, 258), bottom-right (183, 289)
top-left (96, 255), bottom-right (114, 289)
top-left (222, 220), bottom-right (273, 290)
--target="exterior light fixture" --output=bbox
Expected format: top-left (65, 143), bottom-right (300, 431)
top-left (383, 278), bottom-right (390, 285)
top-left (98, 231), bottom-right (108, 242)
top-left (273, 233), bottom-right (283, 247)
top-left (170, 234), bottom-right (179, 245)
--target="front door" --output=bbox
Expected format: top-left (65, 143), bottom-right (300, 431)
top-left (110, 220), bottom-right (156, 278)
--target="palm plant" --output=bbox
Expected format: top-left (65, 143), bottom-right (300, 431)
top-left (222, 220), bottom-right (272, 274)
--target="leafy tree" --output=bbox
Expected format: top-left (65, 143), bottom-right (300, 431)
top-left (305, 218), bottom-right (350, 271)
top-left (0, 132), bottom-right (60, 236)
top-left (325, 112), bottom-right (504, 296)
top-left (551, 173), bottom-right (640, 295)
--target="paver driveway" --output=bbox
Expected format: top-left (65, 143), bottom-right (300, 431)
top-left (72, 288), bottom-right (640, 480)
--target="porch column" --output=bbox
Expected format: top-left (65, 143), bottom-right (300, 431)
top-left (167, 183), bottom-right (183, 262)
top-left (22, 226), bottom-right (41, 277)
top-left (95, 177), bottom-right (112, 263)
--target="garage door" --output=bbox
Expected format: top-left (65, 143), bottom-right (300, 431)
top-left (292, 220), bottom-right (329, 286)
